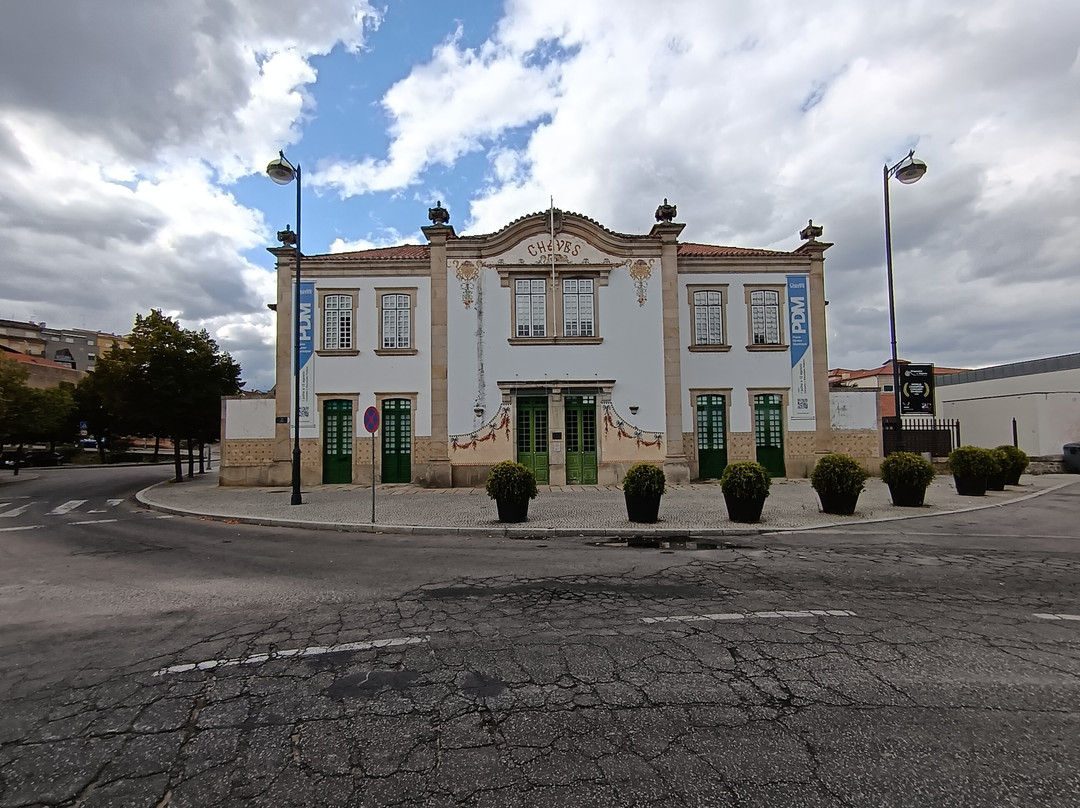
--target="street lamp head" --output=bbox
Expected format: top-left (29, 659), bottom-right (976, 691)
top-left (266, 150), bottom-right (297, 185)
top-left (893, 155), bottom-right (927, 185)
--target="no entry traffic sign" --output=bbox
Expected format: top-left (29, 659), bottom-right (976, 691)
top-left (363, 406), bottom-right (380, 434)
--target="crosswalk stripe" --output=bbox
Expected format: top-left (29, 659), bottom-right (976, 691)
top-left (48, 500), bottom-right (88, 515)
top-left (0, 525), bottom-right (44, 533)
top-left (0, 502), bottom-right (38, 518)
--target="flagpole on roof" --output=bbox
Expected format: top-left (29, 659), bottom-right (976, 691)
top-left (550, 196), bottom-right (557, 338)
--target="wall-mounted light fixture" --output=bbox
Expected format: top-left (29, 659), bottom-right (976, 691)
top-left (628, 405), bottom-right (639, 416)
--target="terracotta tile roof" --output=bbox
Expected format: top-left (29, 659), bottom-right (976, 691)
top-left (308, 245), bottom-right (430, 262)
top-left (3, 351), bottom-right (76, 370)
top-left (677, 243), bottom-right (793, 257)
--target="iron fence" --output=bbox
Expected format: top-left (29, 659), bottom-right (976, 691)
top-left (883, 417), bottom-right (960, 457)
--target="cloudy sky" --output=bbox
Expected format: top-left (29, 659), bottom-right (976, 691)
top-left (1, 1), bottom-right (1077, 390)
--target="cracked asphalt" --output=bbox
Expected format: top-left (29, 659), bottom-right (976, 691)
top-left (1, 467), bottom-right (1078, 806)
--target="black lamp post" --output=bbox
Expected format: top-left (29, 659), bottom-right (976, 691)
top-left (266, 150), bottom-right (303, 505)
top-left (883, 149), bottom-right (927, 454)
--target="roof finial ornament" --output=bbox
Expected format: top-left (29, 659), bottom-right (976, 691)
top-left (276, 224), bottom-right (297, 246)
top-left (428, 200), bottom-right (450, 226)
top-left (799, 218), bottom-right (823, 242)
top-left (654, 198), bottom-right (677, 223)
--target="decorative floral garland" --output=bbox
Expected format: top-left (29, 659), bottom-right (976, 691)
top-left (602, 402), bottom-right (663, 448)
top-left (450, 403), bottom-right (511, 450)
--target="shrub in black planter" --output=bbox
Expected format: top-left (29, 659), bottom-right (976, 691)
top-left (719, 461), bottom-right (771, 523)
top-left (810, 454), bottom-right (868, 515)
top-left (484, 461), bottom-right (538, 523)
top-left (986, 448), bottom-right (1009, 491)
top-left (947, 446), bottom-right (995, 496)
top-left (995, 445), bottom-right (1030, 486)
top-left (622, 462), bottom-right (666, 523)
top-left (880, 451), bottom-right (935, 507)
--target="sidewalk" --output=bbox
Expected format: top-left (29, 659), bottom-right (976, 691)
top-left (136, 471), bottom-right (1080, 537)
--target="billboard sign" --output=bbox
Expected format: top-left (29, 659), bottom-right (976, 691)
top-left (787, 275), bottom-right (814, 419)
top-left (900, 363), bottom-right (935, 415)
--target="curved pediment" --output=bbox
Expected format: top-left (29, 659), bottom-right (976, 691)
top-left (449, 209), bottom-right (659, 262)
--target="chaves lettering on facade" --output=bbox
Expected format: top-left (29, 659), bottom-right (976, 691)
top-left (526, 237), bottom-right (582, 258)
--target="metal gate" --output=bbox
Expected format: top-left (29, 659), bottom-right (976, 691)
top-left (696, 394), bottom-right (728, 479)
top-left (322, 399), bottom-right (353, 484)
top-left (883, 417), bottom-right (960, 457)
top-left (565, 395), bottom-right (597, 485)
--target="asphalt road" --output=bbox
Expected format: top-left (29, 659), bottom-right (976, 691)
top-left (1, 467), bottom-right (1078, 807)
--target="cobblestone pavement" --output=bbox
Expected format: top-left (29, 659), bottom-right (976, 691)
top-left (137, 471), bottom-right (1078, 536)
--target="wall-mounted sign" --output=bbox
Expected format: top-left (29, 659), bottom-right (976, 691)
top-left (901, 363), bottom-right (935, 415)
top-left (787, 275), bottom-right (814, 419)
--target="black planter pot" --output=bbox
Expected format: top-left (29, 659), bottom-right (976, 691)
top-left (817, 491), bottom-right (860, 515)
top-left (495, 498), bottom-right (529, 523)
top-left (625, 492), bottom-right (661, 523)
top-left (986, 471), bottom-right (1007, 491)
top-left (887, 482), bottom-right (927, 507)
top-left (1005, 469), bottom-right (1023, 486)
top-left (952, 474), bottom-right (987, 496)
top-left (723, 492), bottom-right (766, 523)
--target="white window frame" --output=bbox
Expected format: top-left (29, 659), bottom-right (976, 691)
top-left (745, 285), bottom-right (786, 350)
top-left (687, 285), bottom-right (730, 351)
top-left (375, 287), bottom-right (419, 356)
top-left (562, 277), bottom-right (594, 337)
top-left (317, 289), bottom-right (359, 356)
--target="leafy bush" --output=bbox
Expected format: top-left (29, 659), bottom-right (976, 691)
top-left (622, 463), bottom-right (666, 498)
top-left (880, 452), bottom-right (935, 489)
top-left (947, 446), bottom-right (996, 477)
top-left (484, 461), bottom-right (538, 501)
top-left (810, 454), bottom-right (868, 497)
top-left (995, 445), bottom-right (1029, 476)
top-left (719, 461), bottom-right (772, 500)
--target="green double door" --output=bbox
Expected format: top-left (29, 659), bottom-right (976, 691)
top-left (696, 394), bottom-right (728, 479)
top-left (322, 400), bottom-right (353, 484)
top-left (754, 394), bottom-right (786, 478)
top-left (381, 398), bottom-right (412, 483)
top-left (565, 395), bottom-right (597, 485)
top-left (516, 397), bottom-right (549, 484)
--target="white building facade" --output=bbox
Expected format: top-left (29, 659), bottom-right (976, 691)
top-left (221, 206), bottom-right (876, 487)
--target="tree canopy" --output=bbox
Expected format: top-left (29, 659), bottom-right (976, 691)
top-left (78, 311), bottom-right (243, 480)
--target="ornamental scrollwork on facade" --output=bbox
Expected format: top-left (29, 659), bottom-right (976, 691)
top-left (450, 403), bottom-right (511, 450)
top-left (453, 260), bottom-right (481, 308)
top-left (626, 258), bottom-right (654, 306)
top-left (601, 402), bottom-right (662, 448)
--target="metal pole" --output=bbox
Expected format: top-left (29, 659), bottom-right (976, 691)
top-left (291, 164), bottom-right (303, 505)
top-left (371, 432), bottom-right (376, 523)
top-left (883, 163), bottom-right (904, 453)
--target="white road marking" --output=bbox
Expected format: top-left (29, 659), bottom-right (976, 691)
top-left (642, 609), bottom-right (857, 624)
top-left (89, 499), bottom-right (125, 513)
top-left (153, 635), bottom-right (428, 677)
top-left (0, 502), bottom-right (39, 517)
top-left (70, 519), bottom-right (119, 526)
top-left (0, 525), bottom-right (44, 533)
top-left (1033, 613), bottom-right (1080, 621)
top-left (48, 500), bottom-right (87, 515)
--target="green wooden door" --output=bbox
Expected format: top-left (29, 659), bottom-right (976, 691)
top-left (754, 394), bottom-right (786, 478)
top-left (565, 395), bottom-right (598, 485)
top-left (322, 399), bottom-right (353, 484)
top-left (696, 394), bottom-right (728, 479)
top-left (381, 398), bottom-right (412, 483)
top-left (516, 396), bottom-right (549, 484)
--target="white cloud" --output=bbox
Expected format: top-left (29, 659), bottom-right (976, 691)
top-left (0, 0), bottom-right (382, 390)
top-left (316, 0), bottom-right (1080, 371)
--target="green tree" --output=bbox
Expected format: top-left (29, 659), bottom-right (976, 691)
top-left (0, 357), bottom-right (75, 471)
top-left (94, 311), bottom-right (242, 481)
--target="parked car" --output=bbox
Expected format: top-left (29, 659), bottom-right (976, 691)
top-left (79, 438), bottom-right (100, 448)
top-left (2, 450), bottom-right (65, 467)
